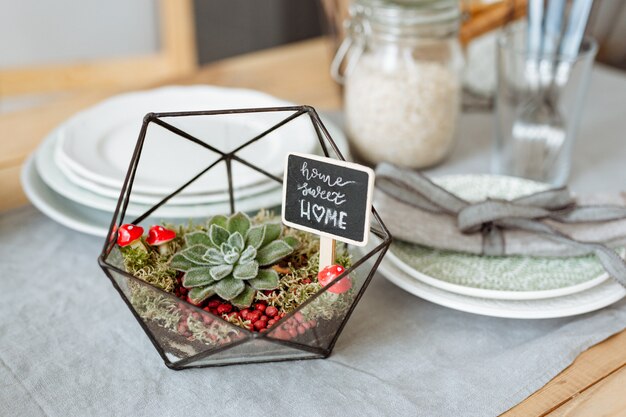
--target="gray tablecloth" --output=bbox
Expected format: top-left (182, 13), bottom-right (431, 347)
top-left (2, 65), bottom-right (626, 417)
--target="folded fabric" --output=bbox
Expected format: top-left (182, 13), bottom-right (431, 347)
top-left (374, 163), bottom-right (626, 287)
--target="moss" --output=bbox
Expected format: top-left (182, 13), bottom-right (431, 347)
top-left (120, 211), bottom-right (354, 335)
top-left (121, 245), bottom-right (178, 293)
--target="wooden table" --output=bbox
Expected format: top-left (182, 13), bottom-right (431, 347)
top-left (1, 38), bottom-right (625, 416)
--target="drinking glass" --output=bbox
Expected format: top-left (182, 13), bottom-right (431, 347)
top-left (492, 24), bottom-right (597, 185)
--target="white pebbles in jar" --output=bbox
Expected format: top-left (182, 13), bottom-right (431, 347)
top-left (333, 0), bottom-right (463, 168)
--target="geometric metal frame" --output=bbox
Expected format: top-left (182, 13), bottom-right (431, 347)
top-left (97, 105), bottom-right (392, 369)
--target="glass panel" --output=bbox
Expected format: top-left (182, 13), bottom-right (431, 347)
top-left (98, 107), bottom-right (392, 368)
top-left (264, 241), bottom-right (385, 351)
top-left (104, 265), bottom-right (249, 362)
top-left (179, 338), bottom-right (322, 368)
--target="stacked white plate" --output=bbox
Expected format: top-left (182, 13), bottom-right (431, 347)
top-left (372, 175), bottom-right (626, 319)
top-left (22, 86), bottom-right (348, 236)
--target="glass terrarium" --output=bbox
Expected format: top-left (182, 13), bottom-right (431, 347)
top-left (97, 105), bottom-right (391, 369)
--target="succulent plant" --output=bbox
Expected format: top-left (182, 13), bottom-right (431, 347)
top-left (170, 212), bottom-right (298, 308)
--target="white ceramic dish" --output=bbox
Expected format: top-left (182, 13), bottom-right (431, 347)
top-left (383, 174), bottom-right (616, 300)
top-left (378, 256), bottom-right (626, 319)
top-left (55, 142), bottom-right (280, 205)
top-left (37, 128), bottom-right (282, 217)
top-left (23, 156), bottom-right (282, 236)
top-left (22, 156), bottom-right (128, 236)
top-left (56, 86), bottom-right (319, 195)
top-left (385, 248), bottom-right (612, 300)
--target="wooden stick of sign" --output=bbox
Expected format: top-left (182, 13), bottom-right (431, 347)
top-left (319, 236), bottom-right (336, 270)
top-left (281, 152), bottom-right (375, 273)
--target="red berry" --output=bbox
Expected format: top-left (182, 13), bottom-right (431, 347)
top-left (267, 319), bottom-right (276, 327)
top-left (302, 278), bottom-right (311, 284)
top-left (259, 315), bottom-right (268, 322)
top-left (254, 320), bottom-right (267, 330)
top-left (216, 303), bottom-right (233, 314)
top-left (240, 309), bottom-right (250, 320)
top-left (254, 303), bottom-right (266, 312)
top-left (248, 310), bottom-right (262, 323)
top-left (265, 306), bottom-right (278, 317)
top-left (227, 311), bottom-right (240, 320)
top-left (207, 300), bottom-right (221, 309)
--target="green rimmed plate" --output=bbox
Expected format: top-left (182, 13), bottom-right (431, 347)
top-left (387, 174), bottom-right (622, 300)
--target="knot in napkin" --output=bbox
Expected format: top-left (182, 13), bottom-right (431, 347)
top-left (375, 163), bottom-right (626, 287)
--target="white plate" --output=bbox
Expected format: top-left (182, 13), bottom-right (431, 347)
top-left (22, 156), bottom-right (286, 236)
top-left (54, 110), bottom-right (347, 206)
top-left (22, 155), bottom-right (126, 236)
top-left (384, 174), bottom-right (617, 300)
top-left (35, 131), bottom-right (283, 218)
top-left (56, 86), bottom-right (318, 195)
top-left (378, 256), bottom-right (626, 319)
top-left (385, 249), bottom-right (611, 300)
top-left (55, 145), bottom-right (279, 205)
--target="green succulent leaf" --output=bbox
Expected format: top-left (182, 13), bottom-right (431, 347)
top-left (283, 235), bottom-right (300, 250)
top-left (223, 251), bottom-right (240, 265)
top-left (239, 245), bottom-right (257, 264)
top-left (230, 285), bottom-right (256, 308)
top-left (204, 247), bottom-right (224, 265)
top-left (209, 264), bottom-right (233, 281)
top-left (248, 268), bottom-right (280, 290)
top-left (183, 267), bottom-right (216, 288)
top-left (245, 225), bottom-right (266, 249)
top-left (184, 231), bottom-right (214, 248)
top-left (180, 245), bottom-right (210, 265)
top-left (261, 223), bottom-right (281, 247)
top-left (215, 276), bottom-right (245, 300)
top-left (210, 225), bottom-right (230, 247)
top-left (228, 232), bottom-right (245, 251)
top-left (227, 212), bottom-right (251, 236)
top-left (207, 214), bottom-right (228, 229)
top-left (188, 284), bottom-right (216, 304)
top-left (233, 261), bottom-right (259, 280)
top-left (170, 253), bottom-right (196, 271)
top-left (256, 240), bottom-right (294, 266)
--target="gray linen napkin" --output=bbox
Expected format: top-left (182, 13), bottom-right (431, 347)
top-left (375, 167), bottom-right (626, 258)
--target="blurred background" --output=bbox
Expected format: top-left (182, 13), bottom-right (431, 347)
top-left (2, 0), bottom-right (624, 110)
top-left (1, 0), bottom-right (626, 209)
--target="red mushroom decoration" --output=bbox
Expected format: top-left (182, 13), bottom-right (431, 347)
top-left (317, 264), bottom-right (352, 294)
top-left (146, 225), bottom-right (176, 255)
top-left (117, 224), bottom-right (145, 251)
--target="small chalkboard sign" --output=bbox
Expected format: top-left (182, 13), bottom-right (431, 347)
top-left (281, 153), bottom-right (375, 253)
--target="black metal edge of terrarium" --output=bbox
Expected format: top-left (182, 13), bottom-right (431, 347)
top-left (99, 108), bottom-right (309, 246)
top-left (96, 106), bottom-right (329, 356)
top-left (97, 105), bottom-right (393, 368)
top-left (98, 106), bottom-right (335, 258)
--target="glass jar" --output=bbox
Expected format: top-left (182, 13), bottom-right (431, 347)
top-left (332, 0), bottom-right (464, 168)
